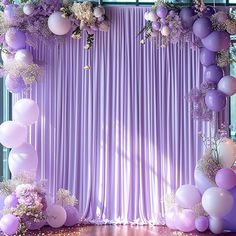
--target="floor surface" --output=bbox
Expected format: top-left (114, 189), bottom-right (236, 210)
top-left (23, 225), bottom-right (236, 236)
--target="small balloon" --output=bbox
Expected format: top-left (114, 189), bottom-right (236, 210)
top-left (205, 90), bottom-right (226, 112)
top-left (161, 26), bottom-right (170, 36)
top-left (215, 168), bottom-right (236, 190)
top-left (93, 6), bottom-right (105, 18)
top-left (204, 65), bottom-right (223, 84)
top-left (209, 217), bottom-right (224, 234)
top-left (64, 206), bottom-right (80, 227)
top-left (15, 49), bottom-right (33, 64)
top-left (46, 205), bottom-right (67, 228)
top-left (5, 74), bottom-right (25, 93)
top-left (152, 21), bottom-right (161, 31)
top-left (0, 214), bottom-right (20, 236)
top-left (218, 75), bottom-right (236, 96)
top-left (195, 216), bottom-right (209, 232)
top-left (48, 12), bottom-right (71, 36)
top-left (200, 48), bottom-right (216, 66)
top-left (5, 28), bottom-right (26, 50)
top-left (156, 6), bottom-right (168, 18)
top-left (23, 3), bottom-right (34, 15)
top-left (4, 194), bottom-right (18, 208)
top-left (148, 11), bottom-right (158, 22)
top-left (175, 209), bottom-right (196, 232)
top-left (0, 121), bottom-right (27, 148)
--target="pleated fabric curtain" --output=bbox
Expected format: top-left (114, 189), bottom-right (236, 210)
top-left (13, 7), bottom-right (209, 224)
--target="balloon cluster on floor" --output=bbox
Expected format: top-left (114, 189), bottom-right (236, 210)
top-left (164, 127), bottom-right (236, 234)
top-left (0, 99), bottom-right (80, 235)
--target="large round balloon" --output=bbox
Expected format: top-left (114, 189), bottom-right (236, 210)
top-left (202, 187), bottom-right (233, 218)
top-left (0, 214), bottom-right (20, 235)
top-left (218, 138), bottom-right (236, 168)
top-left (179, 7), bottom-right (195, 28)
top-left (194, 167), bottom-right (217, 194)
top-left (13, 98), bottom-right (39, 126)
top-left (218, 75), bottom-right (236, 96)
top-left (15, 49), bottom-right (33, 64)
top-left (64, 206), bottom-right (80, 227)
top-left (46, 205), bottom-right (67, 228)
top-left (215, 168), bottom-right (236, 190)
top-left (202, 31), bottom-right (230, 52)
top-left (5, 28), bottom-right (26, 50)
top-left (5, 74), bottom-right (25, 93)
top-left (200, 48), bottom-right (216, 66)
top-left (204, 65), bottom-right (223, 84)
top-left (175, 209), bottom-right (196, 232)
top-left (205, 90), bottom-right (226, 112)
top-left (209, 217), bottom-right (224, 234)
top-left (175, 184), bottom-right (201, 209)
top-left (0, 121), bottom-right (27, 148)
top-left (48, 12), bottom-right (71, 36)
top-left (193, 17), bottom-right (212, 39)
top-left (8, 143), bottom-right (38, 177)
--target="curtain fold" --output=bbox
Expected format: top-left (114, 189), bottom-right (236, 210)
top-left (13, 6), bottom-right (210, 224)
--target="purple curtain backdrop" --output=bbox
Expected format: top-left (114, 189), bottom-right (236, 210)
top-left (13, 7), bottom-right (226, 224)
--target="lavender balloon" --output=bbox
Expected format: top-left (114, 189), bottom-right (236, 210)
top-left (200, 48), bottom-right (216, 66)
top-left (215, 168), bottom-right (236, 190)
top-left (179, 7), bottom-right (195, 29)
top-left (218, 75), bottom-right (236, 96)
top-left (204, 65), bottom-right (223, 84)
top-left (175, 209), bottom-right (196, 232)
top-left (152, 21), bottom-right (161, 31)
top-left (4, 4), bottom-right (17, 21)
top-left (5, 74), bottom-right (25, 93)
top-left (202, 31), bottom-right (230, 52)
top-left (195, 216), bottom-right (209, 232)
top-left (0, 214), bottom-right (20, 235)
top-left (205, 90), bottom-right (226, 112)
top-left (4, 194), bottom-right (18, 208)
top-left (64, 206), bottom-right (80, 227)
top-left (156, 6), bottom-right (168, 18)
top-left (209, 217), bottom-right (224, 234)
top-left (193, 17), bottom-right (212, 39)
top-left (5, 28), bottom-right (26, 50)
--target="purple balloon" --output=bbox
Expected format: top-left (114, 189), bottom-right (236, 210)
top-left (224, 187), bottom-right (236, 231)
top-left (203, 6), bottom-right (216, 18)
top-left (4, 194), bottom-right (18, 208)
top-left (0, 214), bottom-right (20, 235)
top-left (200, 48), bottom-right (216, 66)
top-left (4, 4), bottom-right (17, 20)
top-left (152, 21), bottom-right (161, 31)
top-left (204, 65), bottom-right (223, 84)
top-left (193, 17), bottom-right (212, 39)
top-left (215, 168), bottom-right (236, 190)
top-left (5, 28), bottom-right (26, 50)
top-left (180, 7), bottom-right (195, 29)
top-left (202, 31), bottom-right (231, 52)
top-left (205, 90), bottom-right (226, 112)
top-left (156, 6), bottom-right (168, 18)
top-left (194, 168), bottom-right (217, 194)
top-left (175, 209), bottom-right (196, 232)
top-left (64, 206), bottom-right (80, 227)
top-left (26, 220), bottom-right (46, 230)
top-left (218, 75), bottom-right (236, 96)
top-left (195, 216), bottom-right (209, 232)
top-left (5, 74), bottom-right (25, 93)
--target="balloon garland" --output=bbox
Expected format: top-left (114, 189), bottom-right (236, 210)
top-left (140, 1), bottom-right (236, 234)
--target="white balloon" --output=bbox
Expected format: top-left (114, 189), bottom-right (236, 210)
top-left (202, 187), bottom-right (233, 218)
top-left (13, 98), bottom-right (39, 126)
top-left (0, 121), bottom-right (27, 148)
top-left (94, 6), bottom-right (105, 18)
top-left (148, 11), bottom-right (158, 22)
top-left (161, 26), bottom-right (170, 36)
top-left (209, 217), bottom-right (224, 234)
top-left (144, 11), bottom-right (150, 21)
top-left (15, 49), bottom-right (33, 64)
top-left (23, 4), bottom-right (34, 15)
top-left (8, 143), bottom-right (38, 177)
top-left (1, 51), bottom-right (14, 64)
top-left (218, 138), bottom-right (236, 167)
top-left (48, 12), bottom-right (71, 36)
top-left (46, 205), bottom-right (67, 228)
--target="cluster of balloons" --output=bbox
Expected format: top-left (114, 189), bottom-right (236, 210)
top-left (2, 4), bottom-right (37, 94)
top-left (144, 5), bottom-right (178, 37)
top-left (191, 10), bottom-right (236, 112)
top-left (0, 99), bottom-right (39, 177)
top-left (165, 138), bottom-right (236, 234)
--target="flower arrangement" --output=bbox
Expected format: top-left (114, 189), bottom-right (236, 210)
top-left (60, 1), bottom-right (110, 50)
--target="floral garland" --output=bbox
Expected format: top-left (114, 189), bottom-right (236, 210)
top-left (0, 0), bottom-right (110, 94)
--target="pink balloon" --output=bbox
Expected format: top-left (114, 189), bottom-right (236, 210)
top-left (165, 207), bottom-right (177, 230)
top-left (48, 12), bottom-right (71, 36)
top-left (218, 75), bottom-right (236, 96)
top-left (13, 98), bottom-right (39, 126)
top-left (215, 168), bottom-right (236, 190)
top-left (175, 184), bottom-right (201, 209)
top-left (0, 121), bottom-right (27, 148)
top-left (8, 143), bottom-right (38, 177)
top-left (175, 209), bottom-right (196, 232)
